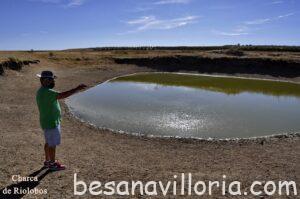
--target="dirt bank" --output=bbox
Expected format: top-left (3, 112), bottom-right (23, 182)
top-left (0, 59), bottom-right (40, 75)
top-left (0, 53), bottom-right (299, 198)
top-left (0, 65), bottom-right (3, 75)
top-left (114, 55), bottom-right (300, 78)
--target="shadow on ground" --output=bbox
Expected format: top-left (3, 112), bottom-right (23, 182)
top-left (0, 167), bottom-right (53, 199)
top-left (114, 56), bottom-right (300, 78)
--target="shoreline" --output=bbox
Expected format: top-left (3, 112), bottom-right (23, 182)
top-left (92, 71), bottom-right (300, 84)
top-left (65, 105), bottom-right (300, 143)
top-left (65, 71), bottom-right (300, 143)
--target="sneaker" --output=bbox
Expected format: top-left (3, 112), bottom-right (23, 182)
top-left (49, 161), bottom-right (66, 171)
top-left (43, 160), bottom-right (51, 168)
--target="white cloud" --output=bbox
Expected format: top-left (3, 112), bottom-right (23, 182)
top-left (153, 0), bottom-right (191, 5)
top-left (267, 0), bottom-right (284, 5)
top-left (212, 25), bottom-right (251, 37)
top-left (212, 30), bottom-right (249, 36)
top-left (245, 18), bottom-right (271, 25)
top-left (245, 12), bottom-right (295, 25)
top-left (129, 6), bottom-right (154, 13)
top-left (129, 0), bottom-right (191, 13)
top-left (28, 0), bottom-right (86, 7)
top-left (208, 5), bottom-right (235, 10)
top-left (28, 0), bottom-right (62, 3)
top-left (277, 12), bottom-right (295, 18)
top-left (233, 26), bottom-right (249, 33)
top-left (214, 12), bottom-right (295, 37)
top-left (67, 0), bottom-right (86, 7)
top-left (126, 15), bottom-right (199, 32)
top-left (127, 16), bottom-right (156, 25)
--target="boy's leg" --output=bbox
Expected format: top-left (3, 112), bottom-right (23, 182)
top-left (45, 124), bottom-right (65, 170)
top-left (48, 146), bottom-right (65, 170)
top-left (48, 146), bottom-right (56, 162)
top-left (44, 125), bottom-right (60, 162)
top-left (44, 143), bottom-right (50, 161)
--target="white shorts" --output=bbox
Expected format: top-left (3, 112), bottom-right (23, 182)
top-left (43, 124), bottom-right (61, 147)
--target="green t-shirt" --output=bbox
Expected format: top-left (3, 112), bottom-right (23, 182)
top-left (36, 87), bottom-right (61, 129)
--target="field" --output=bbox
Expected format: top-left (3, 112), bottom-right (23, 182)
top-left (0, 47), bottom-right (300, 198)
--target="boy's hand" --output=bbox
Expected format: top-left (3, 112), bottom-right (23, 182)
top-left (57, 84), bottom-right (88, 100)
top-left (76, 84), bottom-right (87, 91)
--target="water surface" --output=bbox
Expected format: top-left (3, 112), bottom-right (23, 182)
top-left (66, 73), bottom-right (300, 139)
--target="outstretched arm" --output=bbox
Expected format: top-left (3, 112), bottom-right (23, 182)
top-left (57, 84), bottom-right (87, 100)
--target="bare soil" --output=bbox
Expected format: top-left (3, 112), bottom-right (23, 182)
top-left (0, 51), bottom-right (299, 198)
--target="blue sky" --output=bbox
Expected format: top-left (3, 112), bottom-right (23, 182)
top-left (0, 0), bottom-right (299, 50)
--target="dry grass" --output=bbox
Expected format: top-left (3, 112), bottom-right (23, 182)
top-left (1, 49), bottom-right (300, 69)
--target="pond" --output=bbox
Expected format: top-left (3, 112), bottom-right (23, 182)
top-left (66, 73), bottom-right (300, 139)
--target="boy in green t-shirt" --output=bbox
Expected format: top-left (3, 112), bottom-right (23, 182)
top-left (36, 71), bottom-right (86, 171)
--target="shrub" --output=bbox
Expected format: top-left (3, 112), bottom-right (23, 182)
top-left (82, 56), bottom-right (90, 61)
top-left (225, 48), bottom-right (245, 56)
top-left (8, 57), bottom-right (20, 63)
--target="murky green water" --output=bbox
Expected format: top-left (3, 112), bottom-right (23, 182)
top-left (66, 73), bottom-right (300, 139)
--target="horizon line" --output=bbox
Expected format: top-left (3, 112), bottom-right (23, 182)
top-left (1, 44), bottom-right (300, 51)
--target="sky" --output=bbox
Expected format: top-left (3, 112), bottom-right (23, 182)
top-left (0, 0), bottom-right (299, 50)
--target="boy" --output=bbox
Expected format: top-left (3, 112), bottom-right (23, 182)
top-left (36, 70), bottom-right (86, 171)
